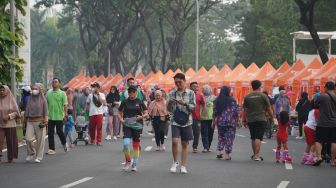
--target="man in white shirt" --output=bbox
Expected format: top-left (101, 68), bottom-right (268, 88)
top-left (83, 82), bottom-right (106, 146)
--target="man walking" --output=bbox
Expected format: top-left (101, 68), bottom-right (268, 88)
top-left (190, 82), bottom-right (204, 153)
top-left (84, 82), bottom-right (106, 146)
top-left (168, 73), bottom-right (196, 174)
top-left (46, 78), bottom-right (68, 155)
top-left (243, 80), bottom-right (273, 161)
top-left (314, 81), bottom-right (336, 166)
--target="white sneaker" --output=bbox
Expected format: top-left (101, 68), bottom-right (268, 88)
top-left (34, 159), bottom-right (41, 163)
top-left (156, 146), bottom-right (160, 151)
top-left (180, 166), bottom-right (188, 174)
top-left (123, 162), bottom-right (131, 171)
top-left (170, 162), bottom-right (179, 173)
top-left (105, 135), bottom-right (112, 140)
top-left (64, 144), bottom-right (69, 152)
top-left (161, 145), bottom-right (166, 151)
top-left (113, 136), bottom-right (117, 141)
top-left (131, 165), bottom-right (138, 172)
top-left (164, 136), bottom-right (168, 139)
top-left (46, 149), bottom-right (56, 155)
top-left (296, 136), bottom-right (303, 139)
top-left (26, 155), bottom-right (34, 162)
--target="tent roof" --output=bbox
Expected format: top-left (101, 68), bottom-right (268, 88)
top-left (291, 31), bottom-right (336, 40)
top-left (291, 58), bottom-right (323, 83)
top-left (223, 63), bottom-right (246, 82)
top-left (145, 70), bottom-right (164, 85)
top-left (276, 59), bottom-right (305, 85)
top-left (198, 65), bottom-right (220, 84)
top-left (310, 57), bottom-right (336, 80)
top-left (189, 66), bottom-right (208, 83)
top-left (235, 63), bottom-right (259, 82)
top-left (135, 73), bottom-right (145, 81)
top-left (254, 61), bottom-right (276, 81)
top-left (264, 61), bottom-right (291, 81)
top-left (210, 64), bottom-right (232, 84)
top-left (185, 68), bottom-right (196, 77)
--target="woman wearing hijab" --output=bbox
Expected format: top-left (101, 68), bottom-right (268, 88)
top-left (212, 86), bottom-right (239, 160)
top-left (295, 92), bottom-right (311, 139)
top-left (148, 90), bottom-right (169, 151)
top-left (0, 85), bottom-right (20, 163)
top-left (106, 86), bottom-right (121, 141)
top-left (200, 85), bottom-right (216, 152)
top-left (24, 83), bottom-right (48, 163)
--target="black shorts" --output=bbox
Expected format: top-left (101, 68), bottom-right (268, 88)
top-left (172, 125), bottom-right (193, 142)
top-left (248, 121), bottom-right (266, 141)
top-left (315, 126), bottom-right (336, 143)
top-left (123, 127), bottom-right (142, 142)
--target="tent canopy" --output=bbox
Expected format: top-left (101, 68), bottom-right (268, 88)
top-left (291, 31), bottom-right (336, 40)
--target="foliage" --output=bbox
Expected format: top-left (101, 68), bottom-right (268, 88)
top-left (0, 0), bottom-right (27, 85)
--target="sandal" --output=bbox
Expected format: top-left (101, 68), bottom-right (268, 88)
top-left (216, 154), bottom-right (223, 159)
top-left (313, 159), bottom-right (323, 166)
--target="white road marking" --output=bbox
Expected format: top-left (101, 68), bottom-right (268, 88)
top-left (2, 135), bottom-right (48, 152)
top-left (59, 177), bottom-right (93, 188)
top-left (152, 138), bottom-right (155, 142)
top-left (261, 141), bottom-right (267, 144)
top-left (236, 134), bottom-right (246, 138)
top-left (144, 146), bottom-right (153, 151)
top-left (285, 163), bottom-right (293, 170)
top-left (276, 181), bottom-right (290, 188)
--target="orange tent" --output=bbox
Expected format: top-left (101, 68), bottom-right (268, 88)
top-left (143, 71), bottom-right (154, 83)
top-left (135, 73), bottom-right (145, 82)
top-left (276, 59), bottom-right (305, 86)
top-left (198, 65), bottom-right (220, 85)
top-left (209, 64), bottom-right (232, 89)
top-left (263, 61), bottom-right (291, 93)
top-left (223, 63), bottom-right (246, 85)
top-left (144, 71), bottom-right (165, 89)
top-left (158, 70), bottom-right (175, 90)
top-left (66, 72), bottom-right (85, 88)
top-left (101, 74), bottom-right (114, 92)
top-left (234, 63), bottom-right (260, 104)
top-left (189, 66), bottom-right (208, 84)
top-left (174, 68), bottom-right (183, 75)
top-left (254, 62), bottom-right (276, 81)
top-left (289, 58), bottom-right (323, 104)
top-left (185, 68), bottom-right (196, 80)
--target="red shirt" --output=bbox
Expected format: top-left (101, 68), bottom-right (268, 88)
top-left (192, 92), bottom-right (205, 120)
top-left (277, 122), bottom-right (289, 142)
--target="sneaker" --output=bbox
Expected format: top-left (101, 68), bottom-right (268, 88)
top-left (147, 131), bottom-right (154, 136)
top-left (152, 138), bottom-right (156, 142)
top-left (46, 149), bottom-right (56, 155)
top-left (156, 146), bottom-right (160, 151)
top-left (170, 162), bottom-right (179, 173)
top-left (34, 159), bottom-right (41, 163)
top-left (117, 135), bottom-right (121, 138)
top-left (161, 145), bottom-right (166, 151)
top-left (131, 164), bottom-right (138, 172)
top-left (180, 166), bottom-right (188, 174)
top-left (113, 136), bottom-right (117, 141)
top-left (105, 135), bottom-right (112, 140)
top-left (193, 149), bottom-right (198, 153)
top-left (26, 155), bottom-right (34, 162)
top-left (164, 136), bottom-right (168, 139)
top-left (123, 162), bottom-right (131, 171)
top-left (296, 136), bottom-right (303, 139)
top-left (64, 144), bottom-right (69, 152)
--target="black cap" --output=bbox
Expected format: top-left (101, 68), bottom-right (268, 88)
top-left (127, 85), bottom-right (137, 92)
top-left (325, 81), bottom-right (335, 90)
top-left (91, 82), bottom-right (100, 88)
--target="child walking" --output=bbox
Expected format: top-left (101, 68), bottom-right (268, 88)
top-left (276, 111), bottom-right (292, 163)
top-left (301, 103), bottom-right (318, 165)
top-left (64, 109), bottom-right (75, 148)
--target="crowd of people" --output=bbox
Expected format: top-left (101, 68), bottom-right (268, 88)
top-left (0, 73), bottom-right (335, 173)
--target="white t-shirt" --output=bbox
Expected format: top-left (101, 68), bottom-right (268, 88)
top-left (87, 93), bottom-right (106, 116)
top-left (305, 110), bottom-right (317, 130)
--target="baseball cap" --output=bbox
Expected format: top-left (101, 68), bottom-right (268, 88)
top-left (91, 82), bottom-right (100, 88)
top-left (128, 85), bottom-right (137, 92)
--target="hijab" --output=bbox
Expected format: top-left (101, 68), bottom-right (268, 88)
top-left (214, 86), bottom-right (234, 117)
top-left (25, 83), bottom-right (48, 118)
top-left (203, 85), bottom-right (213, 104)
top-left (106, 86), bottom-right (120, 104)
top-left (148, 90), bottom-right (168, 116)
top-left (0, 85), bottom-right (20, 125)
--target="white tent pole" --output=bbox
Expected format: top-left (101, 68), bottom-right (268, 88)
top-left (329, 38), bottom-right (332, 55)
top-left (293, 38), bottom-right (296, 63)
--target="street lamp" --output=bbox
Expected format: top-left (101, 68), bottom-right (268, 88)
top-left (195, 0), bottom-right (199, 72)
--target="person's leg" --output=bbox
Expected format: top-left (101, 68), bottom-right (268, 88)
top-left (217, 126), bottom-right (225, 156)
top-left (47, 121), bottom-right (56, 150)
top-left (0, 128), bottom-right (5, 160)
top-left (106, 115), bottom-right (113, 136)
top-left (254, 139), bottom-right (262, 159)
top-left (5, 127), bottom-right (18, 161)
top-left (89, 116), bottom-right (96, 144)
top-left (192, 120), bottom-right (200, 151)
top-left (298, 120), bottom-right (303, 137)
top-left (172, 138), bottom-right (179, 163)
top-left (315, 142), bottom-right (323, 161)
top-left (201, 120), bottom-right (209, 150)
top-left (132, 129), bottom-right (141, 167)
top-left (96, 115), bottom-right (103, 144)
top-left (112, 115), bottom-right (120, 137)
top-left (55, 121), bottom-right (67, 146)
top-left (276, 139), bottom-right (281, 162)
top-left (331, 143), bottom-right (336, 166)
top-left (181, 141), bottom-right (188, 166)
top-left (159, 121), bottom-right (165, 145)
top-left (25, 122), bottom-right (36, 156)
top-left (123, 127), bottom-right (132, 163)
top-left (152, 118), bottom-right (160, 147)
top-left (224, 127), bottom-right (236, 158)
top-left (35, 124), bottom-right (46, 160)
top-left (208, 120), bottom-right (214, 149)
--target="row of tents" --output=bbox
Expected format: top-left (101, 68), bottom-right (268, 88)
top-left (66, 57), bottom-right (336, 105)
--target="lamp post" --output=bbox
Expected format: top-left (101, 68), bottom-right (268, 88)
top-left (10, 0), bottom-right (16, 95)
top-left (195, 0), bottom-right (199, 72)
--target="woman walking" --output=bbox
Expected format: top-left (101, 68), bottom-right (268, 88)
top-left (105, 86), bottom-right (121, 141)
top-left (119, 86), bottom-right (149, 172)
top-left (213, 86), bottom-right (239, 160)
top-left (295, 92), bottom-right (311, 139)
top-left (0, 85), bottom-right (20, 163)
top-left (200, 85), bottom-right (216, 152)
top-left (148, 90), bottom-right (169, 151)
top-left (24, 83), bottom-right (48, 163)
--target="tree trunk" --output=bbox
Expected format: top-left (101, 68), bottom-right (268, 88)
top-left (167, 31), bottom-right (184, 65)
top-left (159, 17), bottom-right (168, 72)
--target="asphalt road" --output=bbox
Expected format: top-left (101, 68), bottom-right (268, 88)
top-left (1, 120), bottom-right (335, 188)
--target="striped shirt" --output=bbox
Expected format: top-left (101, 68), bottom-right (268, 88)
top-left (168, 88), bottom-right (196, 127)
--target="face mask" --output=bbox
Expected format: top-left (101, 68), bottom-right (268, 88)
top-left (32, 90), bottom-right (40, 95)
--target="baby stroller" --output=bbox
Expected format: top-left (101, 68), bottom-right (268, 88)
top-left (73, 115), bottom-right (89, 145)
